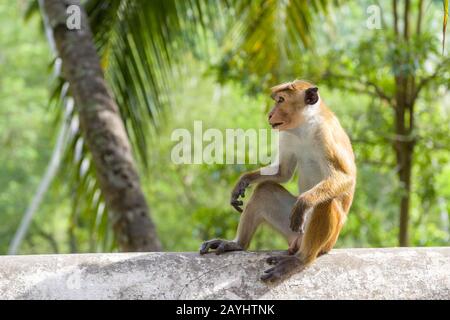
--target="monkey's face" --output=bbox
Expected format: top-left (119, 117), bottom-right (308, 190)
top-left (268, 85), bottom-right (319, 131)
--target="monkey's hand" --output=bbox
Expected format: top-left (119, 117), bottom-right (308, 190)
top-left (230, 177), bottom-right (249, 213)
top-left (289, 196), bottom-right (311, 233)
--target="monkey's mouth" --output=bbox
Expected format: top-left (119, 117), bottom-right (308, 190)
top-left (271, 122), bottom-right (283, 129)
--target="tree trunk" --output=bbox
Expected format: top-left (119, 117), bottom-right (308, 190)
top-left (393, 68), bottom-right (416, 247)
top-left (392, 0), bottom-right (417, 247)
top-left (395, 136), bottom-right (414, 247)
top-left (42, 0), bottom-right (161, 252)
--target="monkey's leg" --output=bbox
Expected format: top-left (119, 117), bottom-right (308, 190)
top-left (238, 181), bottom-right (298, 247)
top-left (262, 200), bottom-right (341, 282)
top-left (200, 181), bottom-right (298, 255)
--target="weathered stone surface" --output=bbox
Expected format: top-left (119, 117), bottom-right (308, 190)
top-left (0, 248), bottom-right (449, 299)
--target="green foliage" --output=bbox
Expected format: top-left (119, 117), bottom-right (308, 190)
top-left (0, 1), bottom-right (448, 254)
top-left (0, 1), bottom-right (70, 254)
top-left (214, 0), bottom-right (332, 94)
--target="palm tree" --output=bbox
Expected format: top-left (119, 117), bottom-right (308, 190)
top-left (10, 0), bottom-right (328, 253)
top-left (17, 0), bottom-right (446, 251)
top-left (38, 0), bottom-right (162, 252)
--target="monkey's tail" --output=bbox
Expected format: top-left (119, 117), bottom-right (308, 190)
top-left (299, 199), bottom-right (341, 266)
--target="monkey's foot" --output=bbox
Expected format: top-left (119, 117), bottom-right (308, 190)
top-left (266, 254), bottom-right (290, 265)
top-left (261, 255), bottom-right (303, 282)
top-left (318, 250), bottom-right (329, 257)
top-left (199, 239), bottom-right (243, 255)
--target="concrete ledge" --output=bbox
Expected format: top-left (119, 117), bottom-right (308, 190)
top-left (0, 247), bottom-right (449, 299)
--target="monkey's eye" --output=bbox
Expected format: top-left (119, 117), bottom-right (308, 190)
top-left (277, 96), bottom-right (285, 103)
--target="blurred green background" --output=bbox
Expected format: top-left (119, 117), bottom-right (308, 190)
top-left (0, 0), bottom-right (448, 254)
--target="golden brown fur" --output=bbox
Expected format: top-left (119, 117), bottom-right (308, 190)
top-left (200, 79), bottom-right (356, 282)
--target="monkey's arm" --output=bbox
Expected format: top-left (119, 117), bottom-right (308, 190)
top-left (301, 170), bottom-right (354, 205)
top-left (230, 153), bottom-right (296, 212)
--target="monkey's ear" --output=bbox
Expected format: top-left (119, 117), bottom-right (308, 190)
top-left (304, 87), bottom-right (319, 105)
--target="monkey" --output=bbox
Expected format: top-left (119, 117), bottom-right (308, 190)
top-left (199, 80), bottom-right (356, 282)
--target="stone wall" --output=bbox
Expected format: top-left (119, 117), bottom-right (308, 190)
top-left (0, 247), bottom-right (449, 299)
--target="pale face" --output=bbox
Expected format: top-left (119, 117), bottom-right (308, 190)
top-left (268, 90), bottom-right (306, 131)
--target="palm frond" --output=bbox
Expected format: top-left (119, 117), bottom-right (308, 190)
top-left (50, 0), bottom-right (227, 251)
top-left (85, 0), bottom-right (226, 166)
top-left (215, 0), bottom-right (335, 93)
